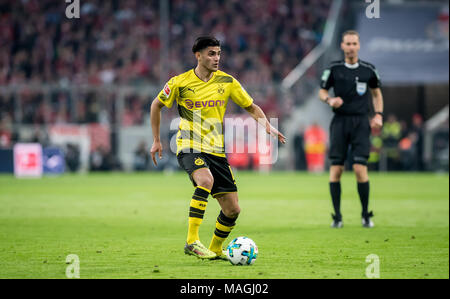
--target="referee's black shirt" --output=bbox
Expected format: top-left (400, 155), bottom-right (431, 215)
top-left (320, 59), bottom-right (381, 116)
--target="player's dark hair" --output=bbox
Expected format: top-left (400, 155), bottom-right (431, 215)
top-left (192, 36), bottom-right (220, 53)
top-left (342, 30), bottom-right (360, 41)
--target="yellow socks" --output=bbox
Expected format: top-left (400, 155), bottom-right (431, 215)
top-left (209, 210), bottom-right (237, 255)
top-left (186, 186), bottom-right (210, 244)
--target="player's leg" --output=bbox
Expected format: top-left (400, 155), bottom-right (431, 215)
top-left (353, 163), bottom-right (369, 212)
top-left (188, 167), bottom-right (214, 244)
top-left (329, 165), bottom-right (344, 227)
top-left (352, 116), bottom-right (374, 227)
top-left (328, 116), bottom-right (347, 227)
top-left (209, 192), bottom-right (240, 258)
top-left (204, 154), bottom-right (239, 258)
top-left (177, 153), bottom-right (216, 258)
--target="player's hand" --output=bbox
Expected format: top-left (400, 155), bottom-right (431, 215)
top-left (370, 114), bottom-right (383, 129)
top-left (266, 124), bottom-right (287, 144)
top-left (328, 97), bottom-right (344, 108)
top-left (150, 141), bottom-right (163, 166)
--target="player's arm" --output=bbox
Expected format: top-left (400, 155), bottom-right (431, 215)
top-left (150, 98), bottom-right (166, 166)
top-left (319, 66), bottom-right (343, 108)
top-left (150, 77), bottom-right (177, 166)
top-left (244, 103), bottom-right (286, 144)
top-left (319, 89), bottom-right (343, 108)
top-left (229, 77), bottom-right (285, 143)
top-left (370, 88), bottom-right (384, 129)
top-left (368, 65), bottom-right (383, 129)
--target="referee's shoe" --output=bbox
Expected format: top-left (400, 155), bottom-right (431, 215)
top-left (330, 214), bottom-right (343, 228)
top-left (362, 211), bottom-right (374, 228)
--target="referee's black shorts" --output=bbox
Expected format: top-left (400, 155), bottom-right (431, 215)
top-left (177, 152), bottom-right (237, 197)
top-left (329, 114), bottom-right (371, 166)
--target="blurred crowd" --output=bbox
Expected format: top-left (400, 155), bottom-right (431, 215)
top-left (291, 113), bottom-right (442, 172)
top-left (368, 114), bottom-right (426, 171)
top-left (0, 0), bottom-right (330, 132)
top-left (0, 0), bottom-right (329, 86)
top-left (2, 0), bottom-right (445, 173)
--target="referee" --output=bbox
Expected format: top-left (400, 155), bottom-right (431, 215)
top-left (319, 30), bottom-right (384, 228)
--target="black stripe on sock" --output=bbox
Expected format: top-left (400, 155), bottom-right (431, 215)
top-left (190, 207), bottom-right (206, 215)
top-left (217, 211), bottom-right (237, 227)
top-left (214, 228), bottom-right (230, 238)
top-left (192, 195), bottom-right (208, 202)
top-left (194, 188), bottom-right (210, 199)
top-left (217, 217), bottom-right (232, 227)
top-left (189, 212), bottom-right (204, 219)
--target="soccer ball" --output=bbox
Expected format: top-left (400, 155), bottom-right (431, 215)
top-left (226, 237), bottom-right (258, 265)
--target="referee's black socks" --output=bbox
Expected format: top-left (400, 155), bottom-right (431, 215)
top-left (358, 181), bottom-right (370, 216)
top-left (329, 182), bottom-right (341, 218)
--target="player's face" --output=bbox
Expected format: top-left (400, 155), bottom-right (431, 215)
top-left (341, 34), bottom-right (360, 60)
top-left (197, 46), bottom-right (221, 72)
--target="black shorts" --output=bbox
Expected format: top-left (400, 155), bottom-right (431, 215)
top-left (329, 115), bottom-right (371, 166)
top-left (177, 152), bottom-right (237, 197)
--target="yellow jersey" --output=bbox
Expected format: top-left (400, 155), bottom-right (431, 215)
top-left (157, 69), bottom-right (253, 157)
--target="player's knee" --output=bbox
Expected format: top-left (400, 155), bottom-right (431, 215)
top-left (197, 175), bottom-right (214, 190)
top-left (330, 165), bottom-right (344, 181)
top-left (353, 163), bottom-right (367, 172)
top-left (353, 164), bottom-right (368, 181)
top-left (224, 206), bottom-right (240, 219)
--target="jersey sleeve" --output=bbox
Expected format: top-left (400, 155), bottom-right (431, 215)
top-left (369, 67), bottom-right (382, 89)
top-left (230, 78), bottom-right (253, 108)
top-left (157, 77), bottom-right (178, 108)
top-left (320, 67), bottom-right (334, 90)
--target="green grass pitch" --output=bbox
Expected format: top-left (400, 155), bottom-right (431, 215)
top-left (0, 171), bottom-right (448, 279)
